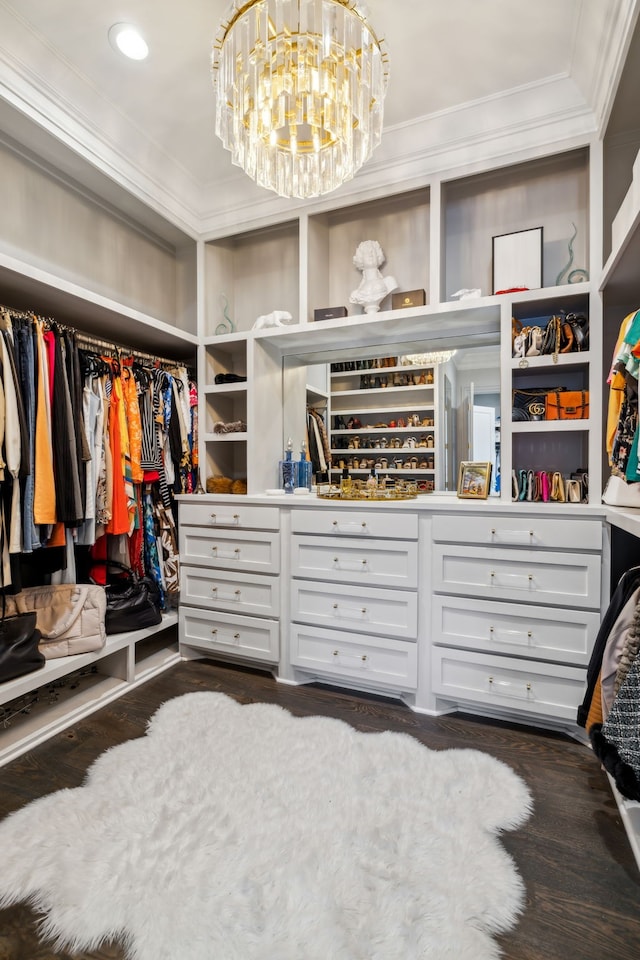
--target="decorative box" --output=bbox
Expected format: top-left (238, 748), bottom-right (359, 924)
top-left (313, 306), bottom-right (348, 321)
top-left (391, 289), bottom-right (426, 309)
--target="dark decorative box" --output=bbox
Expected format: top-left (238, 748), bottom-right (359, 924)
top-left (313, 306), bottom-right (348, 322)
top-left (392, 289), bottom-right (426, 309)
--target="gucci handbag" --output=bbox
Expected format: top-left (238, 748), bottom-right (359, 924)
top-left (512, 388), bottom-right (549, 421)
top-left (545, 390), bottom-right (589, 421)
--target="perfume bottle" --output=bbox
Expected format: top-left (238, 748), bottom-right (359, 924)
top-left (340, 465), bottom-right (352, 496)
top-left (366, 466), bottom-right (378, 491)
top-left (280, 437), bottom-right (297, 494)
top-left (297, 440), bottom-right (313, 491)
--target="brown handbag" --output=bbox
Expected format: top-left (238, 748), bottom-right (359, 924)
top-left (545, 390), bottom-right (589, 420)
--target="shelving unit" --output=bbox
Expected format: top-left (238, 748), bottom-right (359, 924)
top-left (200, 143), bottom-right (598, 500)
top-left (505, 285), bottom-right (598, 503)
top-left (0, 136), bottom-right (195, 767)
top-left (330, 357), bottom-right (439, 491)
top-left (0, 615), bottom-right (179, 767)
top-left (599, 49), bottom-right (640, 869)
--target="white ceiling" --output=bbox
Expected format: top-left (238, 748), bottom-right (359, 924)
top-left (0, 0), bottom-right (637, 239)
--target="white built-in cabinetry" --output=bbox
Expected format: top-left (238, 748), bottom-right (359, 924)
top-left (200, 145), bottom-right (601, 500)
top-left (430, 513), bottom-right (603, 724)
top-left (289, 507), bottom-right (419, 694)
top-left (178, 500), bottom-right (280, 666)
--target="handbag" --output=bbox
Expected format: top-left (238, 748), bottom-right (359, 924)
top-left (0, 608), bottom-right (44, 683)
top-left (602, 475), bottom-right (640, 508)
top-left (0, 532), bottom-right (45, 681)
top-left (512, 388), bottom-right (549, 421)
top-left (4, 584), bottom-right (107, 659)
top-left (101, 560), bottom-right (163, 635)
top-left (545, 390), bottom-right (589, 421)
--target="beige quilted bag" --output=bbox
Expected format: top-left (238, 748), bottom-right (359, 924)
top-left (4, 584), bottom-right (107, 659)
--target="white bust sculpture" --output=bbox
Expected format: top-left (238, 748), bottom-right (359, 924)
top-left (349, 240), bottom-right (398, 314)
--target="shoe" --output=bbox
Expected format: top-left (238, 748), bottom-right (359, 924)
top-left (214, 373), bottom-right (247, 384)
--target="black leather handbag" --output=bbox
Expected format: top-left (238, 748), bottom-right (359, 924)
top-left (101, 561), bottom-right (163, 635)
top-left (0, 602), bottom-right (44, 683)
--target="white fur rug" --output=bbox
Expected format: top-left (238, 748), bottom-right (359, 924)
top-left (0, 692), bottom-right (532, 960)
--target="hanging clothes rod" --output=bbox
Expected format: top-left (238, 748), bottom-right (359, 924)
top-left (74, 330), bottom-right (184, 369)
top-left (0, 302), bottom-right (192, 370)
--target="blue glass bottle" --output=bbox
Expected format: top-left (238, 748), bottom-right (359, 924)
top-left (297, 440), bottom-right (313, 492)
top-left (280, 437), bottom-right (296, 493)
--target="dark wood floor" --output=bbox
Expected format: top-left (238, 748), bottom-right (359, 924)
top-left (1, 658), bottom-right (639, 959)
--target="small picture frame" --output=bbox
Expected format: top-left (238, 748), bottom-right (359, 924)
top-left (457, 461), bottom-right (492, 499)
top-left (492, 227), bottom-right (543, 294)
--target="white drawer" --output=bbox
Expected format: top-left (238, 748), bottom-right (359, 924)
top-left (291, 535), bottom-right (418, 589)
top-left (179, 500), bottom-right (280, 531)
top-left (431, 514), bottom-right (602, 551)
top-left (180, 526), bottom-right (279, 574)
top-left (180, 565), bottom-right (279, 618)
top-left (291, 623), bottom-right (417, 691)
top-left (179, 607), bottom-right (278, 663)
top-left (432, 595), bottom-right (599, 666)
top-left (291, 580), bottom-right (417, 639)
top-left (432, 543), bottom-right (601, 610)
top-left (291, 508), bottom-right (418, 540)
top-left (431, 646), bottom-right (587, 722)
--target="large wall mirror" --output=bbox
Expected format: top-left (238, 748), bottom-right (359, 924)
top-left (280, 332), bottom-right (501, 496)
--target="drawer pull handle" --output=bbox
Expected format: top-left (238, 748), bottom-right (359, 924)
top-left (489, 626), bottom-right (534, 645)
top-left (488, 676), bottom-right (535, 700)
top-left (332, 603), bottom-right (367, 617)
top-left (211, 587), bottom-right (241, 600)
top-left (234, 633), bottom-right (240, 641)
top-left (362, 559), bottom-right (368, 565)
top-left (210, 513), bottom-right (240, 525)
top-left (332, 650), bottom-right (368, 664)
top-left (489, 571), bottom-right (536, 589)
top-left (211, 628), bottom-right (217, 635)
top-left (211, 545), bottom-right (241, 558)
top-left (490, 528), bottom-right (535, 541)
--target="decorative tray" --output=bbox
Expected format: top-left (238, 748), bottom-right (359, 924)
top-left (317, 486), bottom-right (418, 501)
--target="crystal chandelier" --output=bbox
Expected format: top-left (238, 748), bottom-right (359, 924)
top-left (212, 0), bottom-right (389, 199)
top-left (403, 351), bottom-right (457, 366)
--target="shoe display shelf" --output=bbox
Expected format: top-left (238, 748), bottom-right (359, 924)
top-left (329, 357), bottom-right (439, 490)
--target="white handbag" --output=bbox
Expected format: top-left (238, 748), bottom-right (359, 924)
top-left (602, 475), bottom-right (640, 509)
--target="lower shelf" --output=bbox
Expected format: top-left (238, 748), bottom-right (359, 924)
top-left (608, 773), bottom-right (640, 873)
top-left (0, 613), bottom-right (179, 767)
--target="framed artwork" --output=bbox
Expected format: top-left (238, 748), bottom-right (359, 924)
top-left (492, 227), bottom-right (543, 294)
top-left (457, 461), bottom-right (492, 499)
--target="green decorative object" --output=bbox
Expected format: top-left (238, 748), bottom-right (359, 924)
top-left (556, 222), bottom-right (589, 285)
top-left (215, 294), bottom-right (236, 335)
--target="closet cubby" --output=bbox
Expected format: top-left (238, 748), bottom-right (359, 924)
top-left (0, 616), bottom-right (179, 767)
top-left (507, 285), bottom-right (595, 501)
top-left (443, 149), bottom-right (589, 300)
top-left (204, 221), bottom-right (300, 336)
top-left (306, 189), bottom-right (430, 321)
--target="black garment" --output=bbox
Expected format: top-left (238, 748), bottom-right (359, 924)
top-left (577, 565), bottom-right (640, 727)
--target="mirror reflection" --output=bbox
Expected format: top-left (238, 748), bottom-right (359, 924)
top-left (286, 344), bottom-right (501, 496)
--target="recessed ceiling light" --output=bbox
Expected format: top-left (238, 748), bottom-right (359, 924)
top-left (108, 23), bottom-right (149, 61)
